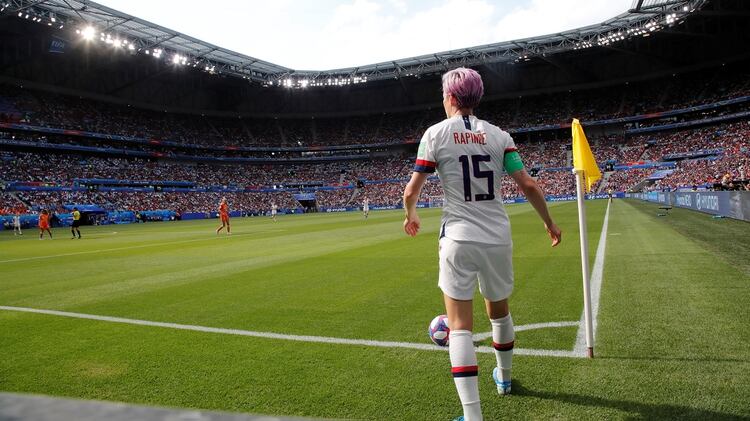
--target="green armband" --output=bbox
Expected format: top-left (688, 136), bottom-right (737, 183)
top-left (503, 151), bottom-right (524, 174)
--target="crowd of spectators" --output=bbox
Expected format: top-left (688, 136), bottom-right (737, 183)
top-left (636, 121), bottom-right (749, 161)
top-left (1, 61), bottom-right (748, 150)
top-left (1, 62), bottom-right (749, 215)
top-left (0, 152), bottom-right (412, 188)
top-left (0, 192), bottom-right (27, 215)
top-left (3, 117), bottom-right (748, 212)
top-left (605, 168), bottom-right (657, 192)
top-left (653, 152), bottom-right (750, 190)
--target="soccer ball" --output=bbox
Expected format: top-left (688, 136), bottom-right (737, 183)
top-left (428, 314), bottom-right (450, 346)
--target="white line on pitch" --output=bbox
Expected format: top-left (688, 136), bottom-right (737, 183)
top-left (0, 306), bottom-right (584, 358)
top-left (472, 321), bottom-right (579, 342)
top-left (573, 200), bottom-right (611, 356)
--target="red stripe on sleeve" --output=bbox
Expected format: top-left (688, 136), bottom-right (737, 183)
top-left (415, 159), bottom-right (436, 168)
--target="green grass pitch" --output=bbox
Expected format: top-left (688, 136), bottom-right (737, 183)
top-left (1, 200), bottom-right (748, 420)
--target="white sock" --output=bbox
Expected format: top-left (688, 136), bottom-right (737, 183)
top-left (449, 330), bottom-right (482, 421)
top-left (490, 314), bottom-right (514, 383)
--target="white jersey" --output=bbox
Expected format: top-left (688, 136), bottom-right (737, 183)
top-left (13, 216), bottom-right (20, 227)
top-left (363, 199), bottom-right (369, 211)
top-left (415, 114), bottom-right (516, 245)
top-left (271, 204), bottom-right (278, 214)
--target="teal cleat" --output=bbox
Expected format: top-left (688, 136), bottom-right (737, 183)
top-left (492, 367), bottom-right (512, 396)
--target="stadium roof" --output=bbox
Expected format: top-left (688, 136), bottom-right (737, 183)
top-left (2, 0), bottom-right (706, 88)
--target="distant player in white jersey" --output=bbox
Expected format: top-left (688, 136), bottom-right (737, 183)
top-left (403, 68), bottom-right (561, 421)
top-left (13, 214), bottom-right (23, 235)
top-left (270, 203), bottom-right (278, 222)
top-left (362, 197), bottom-right (369, 219)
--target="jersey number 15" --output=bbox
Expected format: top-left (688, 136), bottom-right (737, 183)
top-left (459, 154), bottom-right (495, 202)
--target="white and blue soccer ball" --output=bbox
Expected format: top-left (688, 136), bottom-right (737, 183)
top-left (428, 314), bottom-right (450, 346)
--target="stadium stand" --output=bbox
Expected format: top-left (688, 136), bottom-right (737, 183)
top-left (1, 49), bottom-right (749, 221)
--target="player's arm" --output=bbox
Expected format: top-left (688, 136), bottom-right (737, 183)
top-left (403, 172), bottom-right (429, 237)
top-left (506, 152), bottom-right (561, 247)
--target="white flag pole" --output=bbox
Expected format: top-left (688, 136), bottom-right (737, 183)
top-left (574, 168), bottom-right (595, 358)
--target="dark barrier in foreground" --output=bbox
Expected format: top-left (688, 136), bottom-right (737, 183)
top-left (0, 392), bottom-right (327, 421)
top-left (627, 191), bottom-right (750, 222)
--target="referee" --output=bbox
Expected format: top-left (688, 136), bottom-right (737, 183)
top-left (71, 207), bottom-right (82, 239)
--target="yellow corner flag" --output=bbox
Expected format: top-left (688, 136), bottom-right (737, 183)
top-left (572, 118), bottom-right (602, 193)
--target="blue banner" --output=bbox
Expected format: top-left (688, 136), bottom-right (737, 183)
top-left (294, 193), bottom-right (317, 201)
top-left (628, 191), bottom-right (750, 222)
top-left (49, 36), bottom-right (66, 54)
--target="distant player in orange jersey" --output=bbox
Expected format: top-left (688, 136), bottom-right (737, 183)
top-left (216, 197), bottom-right (231, 235)
top-left (38, 209), bottom-right (52, 239)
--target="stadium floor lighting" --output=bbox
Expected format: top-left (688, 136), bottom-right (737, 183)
top-left (80, 25), bottom-right (95, 41)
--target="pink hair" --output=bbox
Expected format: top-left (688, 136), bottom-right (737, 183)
top-left (442, 67), bottom-right (484, 109)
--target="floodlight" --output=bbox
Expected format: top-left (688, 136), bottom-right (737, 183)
top-left (81, 26), bottom-right (95, 41)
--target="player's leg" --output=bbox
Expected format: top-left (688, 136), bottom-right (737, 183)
top-left (39, 227), bottom-right (43, 239)
top-left (486, 299), bottom-right (513, 394)
top-left (71, 225), bottom-right (76, 239)
top-left (225, 219), bottom-right (231, 234)
top-left (478, 243), bottom-right (515, 395)
top-left (439, 238), bottom-right (483, 421)
top-left (77, 227), bottom-right (81, 238)
top-left (47, 228), bottom-right (52, 238)
top-left (444, 295), bottom-right (482, 421)
top-left (216, 220), bottom-right (224, 234)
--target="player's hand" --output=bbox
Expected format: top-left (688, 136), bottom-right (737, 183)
top-left (404, 215), bottom-right (421, 237)
top-left (545, 222), bottom-right (562, 247)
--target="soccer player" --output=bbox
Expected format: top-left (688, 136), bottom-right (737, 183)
top-left (402, 68), bottom-right (562, 421)
top-left (216, 197), bottom-right (231, 235)
top-left (71, 207), bottom-right (82, 239)
top-left (270, 203), bottom-right (278, 222)
top-left (13, 213), bottom-right (22, 236)
top-left (363, 197), bottom-right (370, 219)
top-left (38, 209), bottom-right (52, 240)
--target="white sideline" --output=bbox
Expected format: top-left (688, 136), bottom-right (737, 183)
top-left (573, 200), bottom-right (611, 356)
top-left (471, 321), bottom-right (580, 341)
top-left (0, 305), bottom-right (585, 358)
top-left (0, 202), bottom-right (610, 359)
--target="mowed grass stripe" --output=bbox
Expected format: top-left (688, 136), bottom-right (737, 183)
top-left (7, 201), bottom-right (689, 421)
top-left (2, 202), bottom-right (585, 347)
top-left (1, 210), bottom-right (443, 301)
top-left (578, 199), bottom-right (750, 418)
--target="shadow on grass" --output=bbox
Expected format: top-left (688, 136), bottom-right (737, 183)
top-left (512, 381), bottom-right (749, 420)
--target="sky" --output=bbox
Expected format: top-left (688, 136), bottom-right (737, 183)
top-left (96, 0), bottom-right (633, 70)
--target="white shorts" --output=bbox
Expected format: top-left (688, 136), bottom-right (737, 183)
top-left (438, 237), bottom-right (514, 302)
